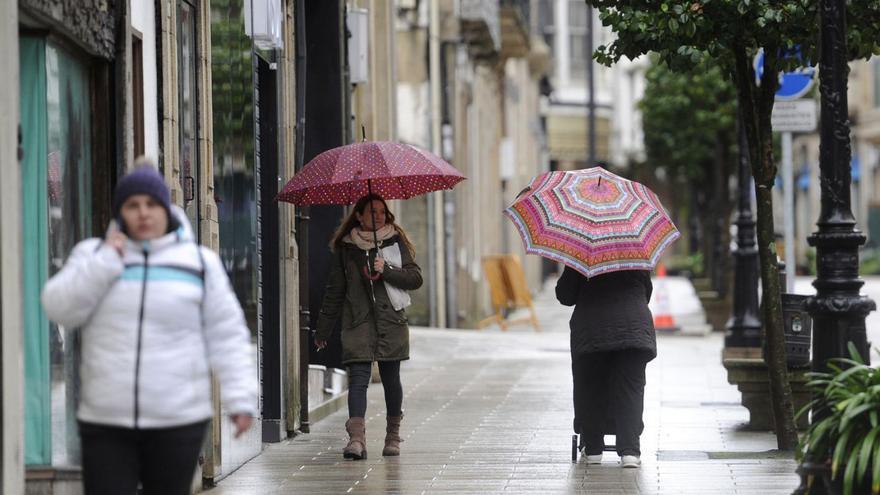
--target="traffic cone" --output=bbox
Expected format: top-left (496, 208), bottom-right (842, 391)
top-left (652, 263), bottom-right (679, 332)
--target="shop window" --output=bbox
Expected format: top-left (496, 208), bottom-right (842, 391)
top-left (20, 36), bottom-right (94, 467)
top-left (211, 0), bottom-right (258, 338)
top-left (210, 0), bottom-right (262, 474)
top-left (179, 0), bottom-right (200, 238)
top-left (537, 0), bottom-right (555, 79)
top-left (568, 0), bottom-right (587, 82)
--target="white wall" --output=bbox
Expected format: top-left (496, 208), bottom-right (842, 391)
top-left (611, 56), bottom-right (647, 167)
top-left (396, 83), bottom-right (431, 148)
top-left (0, 1), bottom-right (23, 492)
top-left (131, 0), bottom-right (160, 161)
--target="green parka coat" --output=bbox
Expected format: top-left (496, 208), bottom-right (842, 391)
top-left (315, 234), bottom-right (422, 364)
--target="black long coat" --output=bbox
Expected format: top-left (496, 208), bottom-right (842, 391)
top-left (555, 267), bottom-right (657, 360)
top-left (315, 235), bottom-right (423, 365)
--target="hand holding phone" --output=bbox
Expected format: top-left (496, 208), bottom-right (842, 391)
top-left (105, 227), bottom-right (128, 257)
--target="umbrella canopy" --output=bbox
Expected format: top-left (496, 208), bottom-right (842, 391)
top-left (504, 167), bottom-right (680, 278)
top-left (276, 141), bottom-right (465, 205)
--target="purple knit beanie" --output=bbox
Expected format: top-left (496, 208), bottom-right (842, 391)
top-left (112, 165), bottom-right (172, 230)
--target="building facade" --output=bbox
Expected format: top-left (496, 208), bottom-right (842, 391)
top-left (1, 1), bottom-right (558, 492)
top-left (395, 0), bottom-right (551, 329)
top-left (537, 0), bottom-right (647, 173)
top-left (5, 0), bottom-right (306, 492)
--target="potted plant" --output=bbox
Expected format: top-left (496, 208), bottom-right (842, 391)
top-left (795, 343), bottom-right (879, 495)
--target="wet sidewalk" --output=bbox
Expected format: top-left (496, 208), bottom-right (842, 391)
top-left (208, 284), bottom-right (800, 494)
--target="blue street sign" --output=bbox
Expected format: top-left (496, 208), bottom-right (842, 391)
top-left (753, 49), bottom-right (817, 101)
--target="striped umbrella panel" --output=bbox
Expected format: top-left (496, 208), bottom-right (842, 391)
top-left (505, 168), bottom-right (680, 278)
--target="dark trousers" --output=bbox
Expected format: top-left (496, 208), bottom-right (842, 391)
top-left (78, 420), bottom-right (208, 495)
top-left (348, 360), bottom-right (403, 418)
top-left (572, 350), bottom-right (651, 456)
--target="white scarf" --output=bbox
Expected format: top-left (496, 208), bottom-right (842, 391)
top-left (346, 225), bottom-right (396, 251)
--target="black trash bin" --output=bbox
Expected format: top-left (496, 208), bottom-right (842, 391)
top-left (781, 293), bottom-right (811, 367)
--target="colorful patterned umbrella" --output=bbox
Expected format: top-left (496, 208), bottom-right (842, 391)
top-left (504, 167), bottom-right (680, 278)
top-left (276, 141), bottom-right (466, 206)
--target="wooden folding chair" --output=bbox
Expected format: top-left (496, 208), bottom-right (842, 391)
top-left (478, 255), bottom-right (510, 329)
top-left (478, 254), bottom-right (541, 332)
top-left (499, 255), bottom-right (541, 332)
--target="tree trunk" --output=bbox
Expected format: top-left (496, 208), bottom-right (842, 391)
top-left (754, 174), bottom-right (798, 449)
top-left (733, 45), bottom-right (798, 450)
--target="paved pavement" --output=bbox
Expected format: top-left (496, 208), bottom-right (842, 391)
top-left (208, 279), bottom-right (801, 494)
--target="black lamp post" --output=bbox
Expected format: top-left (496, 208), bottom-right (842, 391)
top-left (806, 0), bottom-right (874, 377)
top-left (725, 113), bottom-right (762, 348)
top-left (794, 0), bottom-right (876, 491)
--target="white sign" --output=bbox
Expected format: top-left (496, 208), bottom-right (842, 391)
top-left (771, 99), bottom-right (817, 133)
top-left (347, 8), bottom-right (369, 84)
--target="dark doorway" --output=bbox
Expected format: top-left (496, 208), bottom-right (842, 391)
top-left (256, 55), bottom-right (282, 442)
top-left (304, 0), bottom-right (346, 370)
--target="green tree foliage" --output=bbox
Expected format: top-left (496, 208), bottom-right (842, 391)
top-left (640, 57), bottom-right (735, 181)
top-left (585, 0), bottom-right (880, 450)
top-left (639, 57), bottom-right (736, 295)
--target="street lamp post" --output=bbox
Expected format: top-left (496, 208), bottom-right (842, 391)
top-left (725, 113), bottom-right (762, 348)
top-left (807, 0), bottom-right (874, 375)
top-left (795, 0), bottom-right (876, 491)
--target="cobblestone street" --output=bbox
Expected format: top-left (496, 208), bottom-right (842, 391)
top-left (209, 285), bottom-right (801, 494)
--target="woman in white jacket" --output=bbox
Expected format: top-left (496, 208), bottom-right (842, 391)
top-left (41, 164), bottom-right (257, 495)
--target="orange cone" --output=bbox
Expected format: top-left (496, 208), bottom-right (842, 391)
top-left (656, 263), bottom-right (667, 277)
top-left (652, 263), bottom-right (678, 331)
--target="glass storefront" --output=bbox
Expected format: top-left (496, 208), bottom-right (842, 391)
top-left (20, 36), bottom-right (93, 467)
top-left (210, 0), bottom-right (262, 474)
top-left (179, 0), bottom-right (201, 237)
top-left (211, 0), bottom-right (258, 336)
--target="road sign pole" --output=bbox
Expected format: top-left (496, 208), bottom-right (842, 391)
top-left (782, 131), bottom-right (795, 293)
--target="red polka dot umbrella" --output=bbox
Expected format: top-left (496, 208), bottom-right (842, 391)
top-left (504, 167), bottom-right (680, 278)
top-left (276, 141), bottom-right (466, 206)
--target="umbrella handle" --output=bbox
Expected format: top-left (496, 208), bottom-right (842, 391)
top-left (363, 265), bottom-right (381, 281)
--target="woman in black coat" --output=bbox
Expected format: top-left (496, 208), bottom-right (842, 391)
top-left (556, 266), bottom-right (656, 468)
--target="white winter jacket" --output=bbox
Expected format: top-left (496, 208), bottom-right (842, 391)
top-left (41, 206), bottom-right (258, 429)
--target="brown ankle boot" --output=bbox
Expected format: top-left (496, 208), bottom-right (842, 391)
top-left (343, 418), bottom-right (367, 460)
top-left (382, 415), bottom-right (403, 456)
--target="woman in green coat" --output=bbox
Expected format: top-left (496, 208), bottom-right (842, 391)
top-left (315, 194), bottom-right (423, 460)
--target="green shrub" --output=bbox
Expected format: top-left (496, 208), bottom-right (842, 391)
top-left (860, 248), bottom-right (880, 276)
top-left (796, 343), bottom-right (880, 495)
